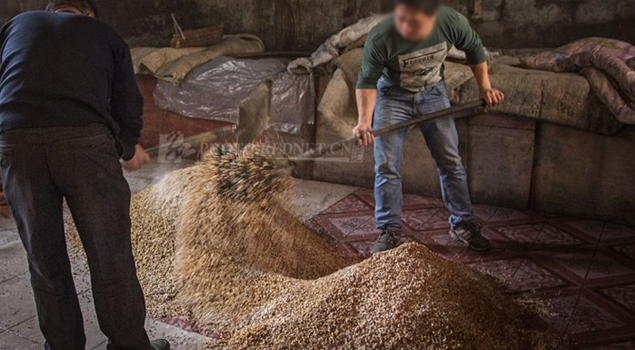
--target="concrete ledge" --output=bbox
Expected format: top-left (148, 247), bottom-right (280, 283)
top-left (532, 124), bottom-right (635, 225)
top-left (311, 111), bottom-right (635, 225)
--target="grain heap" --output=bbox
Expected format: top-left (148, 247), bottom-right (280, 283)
top-left (67, 144), bottom-right (558, 350)
top-left (227, 243), bottom-right (558, 350)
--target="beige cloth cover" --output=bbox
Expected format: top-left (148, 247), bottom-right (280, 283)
top-left (319, 49), bottom-right (622, 138)
top-left (131, 34), bottom-right (265, 84)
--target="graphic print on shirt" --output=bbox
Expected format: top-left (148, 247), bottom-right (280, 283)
top-left (397, 42), bottom-right (448, 92)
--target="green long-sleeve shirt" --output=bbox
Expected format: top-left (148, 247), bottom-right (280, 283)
top-left (357, 6), bottom-right (486, 92)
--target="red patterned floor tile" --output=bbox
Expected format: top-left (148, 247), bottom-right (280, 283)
top-left (493, 223), bottom-right (585, 251)
top-left (533, 224), bottom-right (588, 250)
top-left (341, 218), bottom-right (378, 242)
top-left (537, 292), bottom-right (631, 341)
top-left (322, 195), bottom-right (373, 214)
top-left (567, 296), bottom-right (626, 334)
top-left (474, 205), bottom-right (535, 224)
top-left (537, 293), bottom-right (579, 333)
top-left (413, 228), bottom-right (515, 264)
top-left (609, 244), bottom-right (635, 264)
top-left (586, 254), bottom-right (635, 283)
top-left (470, 258), bottom-right (523, 283)
top-left (402, 207), bottom-right (451, 231)
top-left (343, 237), bottom-right (417, 259)
top-left (311, 213), bottom-right (374, 241)
top-left (354, 188), bottom-right (375, 206)
top-left (562, 220), bottom-right (635, 244)
top-left (472, 258), bottom-right (569, 293)
top-left (568, 291), bottom-right (635, 347)
top-left (600, 284), bottom-right (635, 315)
top-left (535, 250), bottom-right (635, 286)
top-left (492, 223), bottom-right (541, 246)
top-left (530, 249), bottom-right (595, 286)
top-left (473, 204), bottom-right (499, 222)
top-left (510, 259), bottom-right (570, 293)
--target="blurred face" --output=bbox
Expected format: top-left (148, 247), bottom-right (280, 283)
top-left (394, 5), bottom-right (438, 41)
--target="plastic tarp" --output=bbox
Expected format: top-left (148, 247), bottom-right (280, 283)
top-left (153, 56), bottom-right (314, 135)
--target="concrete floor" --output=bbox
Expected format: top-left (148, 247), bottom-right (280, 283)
top-left (0, 158), bottom-right (357, 350)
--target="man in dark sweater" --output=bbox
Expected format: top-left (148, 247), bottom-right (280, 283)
top-left (0, 1), bottom-right (168, 349)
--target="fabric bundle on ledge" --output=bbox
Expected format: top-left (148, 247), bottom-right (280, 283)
top-left (522, 37), bottom-right (635, 125)
top-left (319, 48), bottom-right (623, 137)
top-left (131, 34), bottom-right (265, 84)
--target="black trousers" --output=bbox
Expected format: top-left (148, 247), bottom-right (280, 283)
top-left (0, 124), bottom-right (152, 350)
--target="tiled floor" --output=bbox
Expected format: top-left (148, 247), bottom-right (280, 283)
top-left (310, 188), bottom-right (635, 349)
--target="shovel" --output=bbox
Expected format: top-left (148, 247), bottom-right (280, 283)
top-left (146, 80), bottom-right (272, 157)
top-left (292, 99), bottom-right (487, 162)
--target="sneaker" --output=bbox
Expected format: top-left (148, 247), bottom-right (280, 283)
top-left (370, 229), bottom-right (401, 254)
top-left (151, 339), bottom-right (170, 350)
top-left (449, 221), bottom-right (491, 252)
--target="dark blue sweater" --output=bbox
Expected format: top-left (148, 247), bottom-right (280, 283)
top-left (0, 11), bottom-right (143, 160)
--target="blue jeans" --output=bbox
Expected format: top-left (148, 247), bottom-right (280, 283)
top-left (374, 79), bottom-right (475, 232)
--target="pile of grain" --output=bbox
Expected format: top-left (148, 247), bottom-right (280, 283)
top-left (227, 243), bottom-right (558, 350)
top-left (66, 145), bottom-right (559, 350)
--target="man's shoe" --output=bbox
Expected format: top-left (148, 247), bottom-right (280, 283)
top-left (449, 221), bottom-right (491, 252)
top-left (370, 230), bottom-right (401, 254)
top-left (151, 339), bottom-right (170, 350)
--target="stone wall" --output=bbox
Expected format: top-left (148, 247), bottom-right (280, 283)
top-left (1, 0), bottom-right (634, 50)
top-left (453, 0), bottom-right (635, 49)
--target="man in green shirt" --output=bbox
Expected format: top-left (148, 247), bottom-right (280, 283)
top-left (355, 0), bottom-right (504, 254)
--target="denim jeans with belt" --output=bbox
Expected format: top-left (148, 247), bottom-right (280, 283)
top-left (374, 79), bottom-right (475, 232)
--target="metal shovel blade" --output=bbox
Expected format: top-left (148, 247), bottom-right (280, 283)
top-left (145, 80), bottom-right (272, 157)
top-left (237, 80), bottom-right (272, 148)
